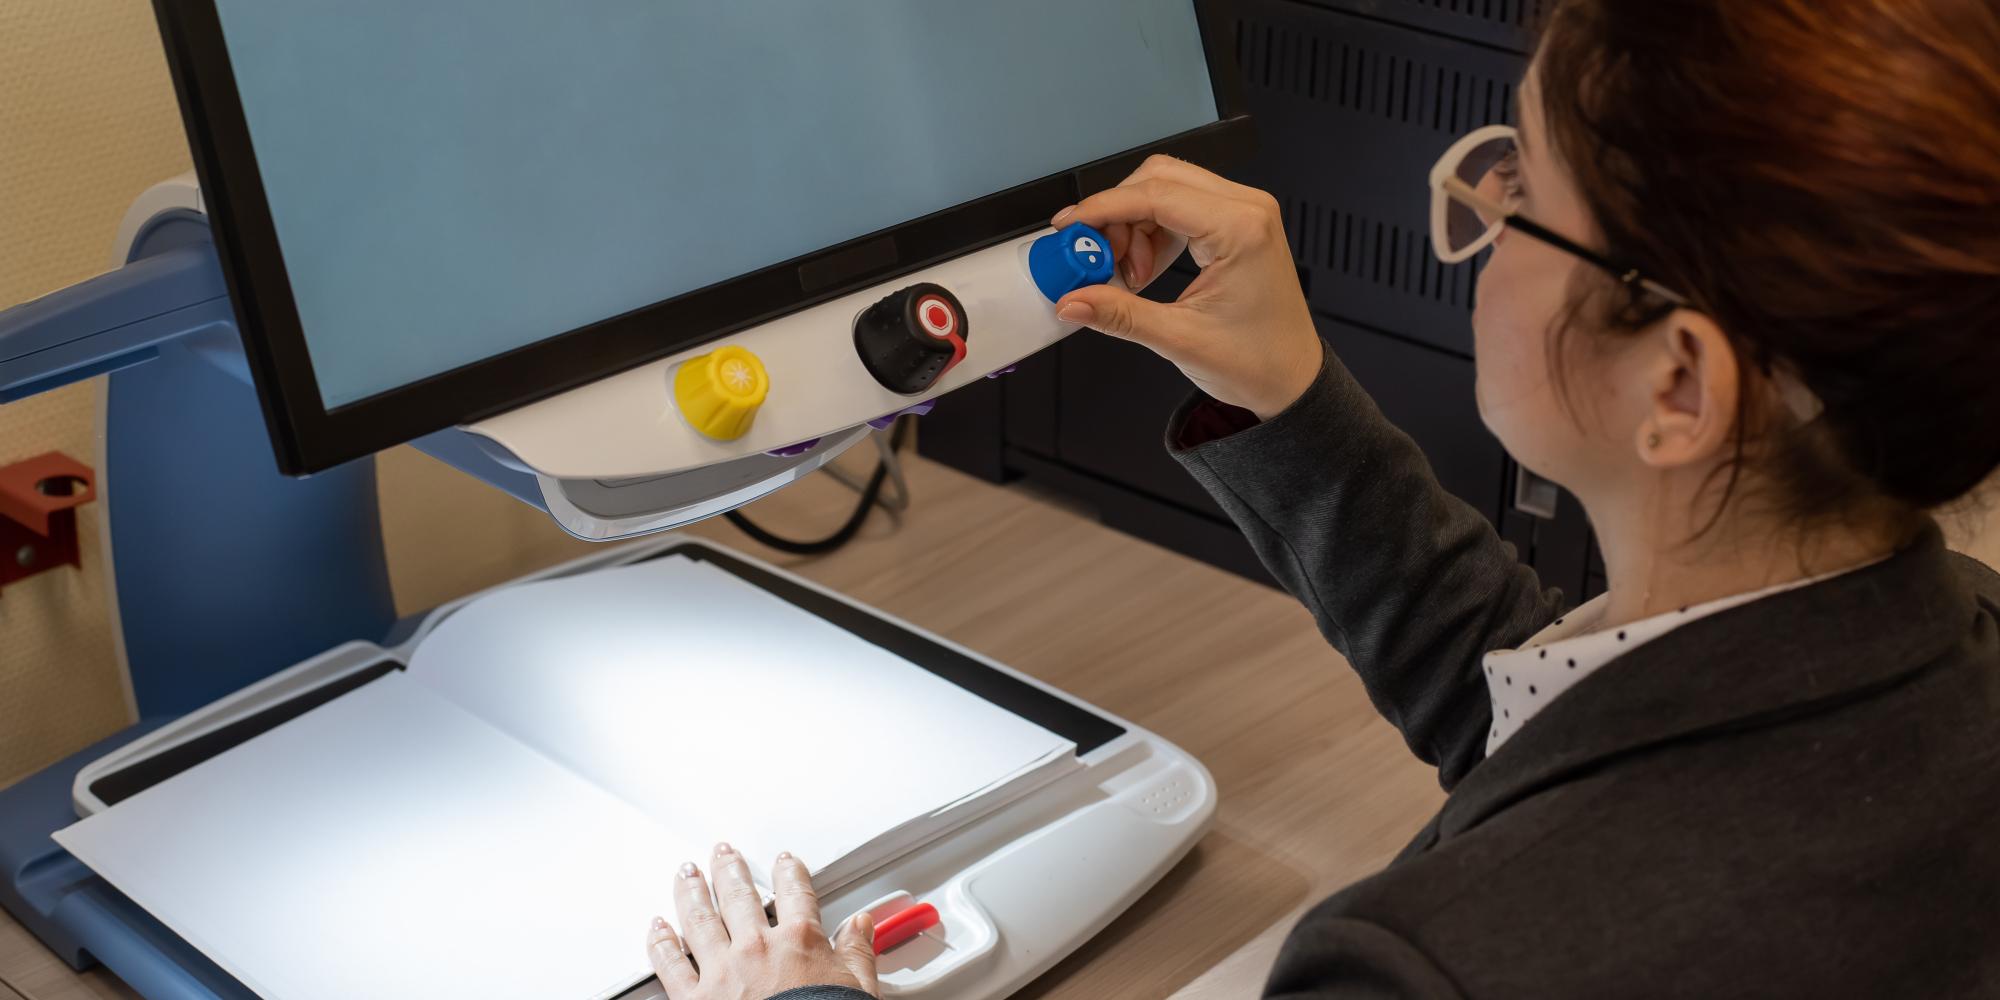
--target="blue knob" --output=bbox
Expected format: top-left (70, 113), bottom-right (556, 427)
top-left (1029, 222), bottom-right (1117, 303)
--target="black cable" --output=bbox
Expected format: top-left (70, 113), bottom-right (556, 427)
top-left (724, 417), bottom-right (912, 555)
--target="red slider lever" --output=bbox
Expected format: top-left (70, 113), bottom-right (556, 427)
top-left (871, 902), bottom-right (940, 954)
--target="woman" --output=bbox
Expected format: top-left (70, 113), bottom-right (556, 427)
top-left (643, 0), bottom-right (2000, 996)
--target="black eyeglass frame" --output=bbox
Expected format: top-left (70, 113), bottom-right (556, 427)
top-left (1429, 123), bottom-right (1690, 308)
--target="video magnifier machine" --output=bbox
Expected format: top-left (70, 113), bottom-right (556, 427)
top-left (0, 2), bottom-right (1254, 999)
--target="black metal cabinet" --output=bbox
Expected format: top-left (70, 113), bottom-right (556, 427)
top-left (922, 0), bottom-right (1602, 603)
top-left (1293, 0), bottom-right (1549, 50)
top-left (1229, 0), bottom-right (1531, 356)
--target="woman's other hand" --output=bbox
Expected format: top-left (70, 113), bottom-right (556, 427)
top-left (1053, 155), bottom-right (1322, 421)
top-left (646, 843), bottom-right (878, 1000)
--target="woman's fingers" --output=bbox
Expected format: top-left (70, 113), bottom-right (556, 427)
top-left (769, 851), bottom-right (821, 932)
top-left (834, 910), bottom-right (880, 997)
top-left (1130, 223), bottom-right (1192, 291)
top-left (1050, 158), bottom-right (1246, 291)
top-left (1060, 179), bottom-right (1256, 267)
top-left (1054, 284), bottom-right (1190, 358)
top-left (1060, 178), bottom-right (1220, 241)
top-left (673, 861), bottom-right (730, 965)
top-left (1124, 222), bottom-right (1158, 290)
top-left (1103, 221), bottom-right (1135, 267)
top-left (646, 916), bottom-right (700, 998)
top-left (1118, 153), bottom-right (1255, 205)
top-left (709, 842), bottom-right (770, 944)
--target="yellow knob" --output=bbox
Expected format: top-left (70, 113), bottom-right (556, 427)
top-left (673, 345), bottom-right (769, 441)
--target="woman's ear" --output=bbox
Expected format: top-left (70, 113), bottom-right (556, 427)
top-left (1635, 310), bottom-right (1739, 469)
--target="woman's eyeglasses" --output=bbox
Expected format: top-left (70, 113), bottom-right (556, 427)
top-left (1425, 125), bottom-right (1831, 420)
top-left (1428, 124), bottom-right (1690, 308)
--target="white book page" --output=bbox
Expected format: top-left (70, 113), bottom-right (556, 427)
top-left (406, 555), bottom-right (1076, 874)
top-left (56, 679), bottom-right (681, 1000)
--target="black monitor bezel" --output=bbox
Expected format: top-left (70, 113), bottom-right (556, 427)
top-left (148, 0), bottom-right (1252, 475)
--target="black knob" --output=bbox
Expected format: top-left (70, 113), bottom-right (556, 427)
top-left (854, 283), bottom-right (969, 395)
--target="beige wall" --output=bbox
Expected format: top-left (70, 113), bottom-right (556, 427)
top-left (0, 0), bottom-right (189, 788)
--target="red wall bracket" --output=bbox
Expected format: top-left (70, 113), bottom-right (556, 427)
top-left (0, 452), bottom-right (98, 595)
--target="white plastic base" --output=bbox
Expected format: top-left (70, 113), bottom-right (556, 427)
top-left (72, 537), bottom-right (1215, 1000)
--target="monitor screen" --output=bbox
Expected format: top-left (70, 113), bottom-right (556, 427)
top-left (155, 0), bottom-right (1245, 472)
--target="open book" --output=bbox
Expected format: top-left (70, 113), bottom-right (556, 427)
top-left (55, 554), bottom-right (1079, 1000)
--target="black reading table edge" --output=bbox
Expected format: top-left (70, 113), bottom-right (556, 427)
top-left (89, 541), bottom-right (1127, 806)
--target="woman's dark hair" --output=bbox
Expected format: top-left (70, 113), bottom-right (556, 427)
top-left (1534, 0), bottom-right (2000, 532)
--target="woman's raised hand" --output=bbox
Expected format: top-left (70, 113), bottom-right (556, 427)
top-left (1053, 155), bottom-right (1322, 421)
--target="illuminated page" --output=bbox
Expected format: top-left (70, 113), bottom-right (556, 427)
top-left (55, 678), bottom-right (681, 1000)
top-left (406, 554), bottom-right (1077, 882)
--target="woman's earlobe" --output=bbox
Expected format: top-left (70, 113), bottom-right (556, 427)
top-left (1644, 313), bottom-right (1741, 467)
top-left (1635, 420), bottom-right (1682, 467)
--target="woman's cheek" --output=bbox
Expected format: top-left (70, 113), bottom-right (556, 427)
top-left (1470, 285), bottom-right (1533, 419)
top-left (1471, 275), bottom-right (1566, 470)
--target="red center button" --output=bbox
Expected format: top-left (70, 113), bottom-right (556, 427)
top-left (918, 297), bottom-right (957, 339)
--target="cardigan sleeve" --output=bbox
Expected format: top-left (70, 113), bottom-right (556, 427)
top-left (764, 986), bottom-right (876, 1000)
top-left (1167, 352), bottom-right (1567, 788)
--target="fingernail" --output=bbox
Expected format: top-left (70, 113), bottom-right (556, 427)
top-left (680, 862), bottom-right (700, 879)
top-left (1126, 262), bottom-right (1143, 287)
top-left (776, 850), bottom-right (793, 861)
top-left (1053, 205), bottom-right (1077, 226)
top-left (714, 841), bottom-right (733, 856)
top-left (1057, 301), bottom-right (1096, 325)
top-left (652, 916), bottom-right (668, 930)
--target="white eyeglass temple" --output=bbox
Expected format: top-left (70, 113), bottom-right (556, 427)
top-left (1440, 175), bottom-right (1509, 223)
top-left (1443, 175), bottom-right (1692, 308)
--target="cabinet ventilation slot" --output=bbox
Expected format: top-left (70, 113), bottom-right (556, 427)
top-left (1286, 197), bottom-right (1479, 309)
top-left (1391, 0), bottom-right (1547, 28)
top-left (1233, 19), bottom-right (1518, 132)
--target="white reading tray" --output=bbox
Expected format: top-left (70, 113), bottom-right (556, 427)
top-left (63, 536), bottom-right (1216, 1000)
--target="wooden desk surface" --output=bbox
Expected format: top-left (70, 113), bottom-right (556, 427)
top-left (0, 453), bottom-right (1446, 1000)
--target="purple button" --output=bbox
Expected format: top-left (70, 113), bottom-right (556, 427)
top-left (868, 399), bottom-right (936, 430)
top-left (766, 438), bottom-right (822, 457)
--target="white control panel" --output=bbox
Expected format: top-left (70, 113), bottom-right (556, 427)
top-left (466, 231), bottom-right (1111, 481)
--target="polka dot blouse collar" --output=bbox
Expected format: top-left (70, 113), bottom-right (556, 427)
top-left (1481, 562), bottom-right (1880, 756)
